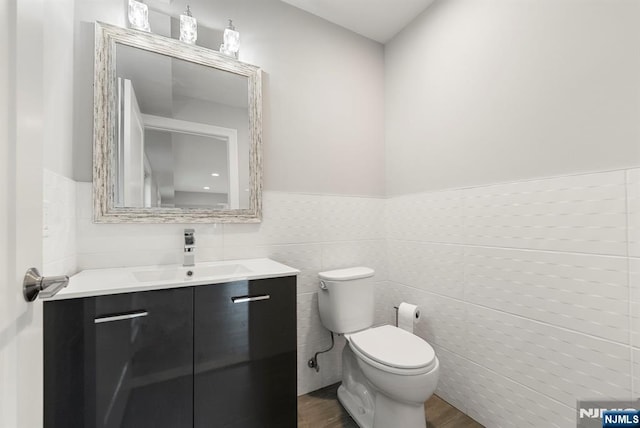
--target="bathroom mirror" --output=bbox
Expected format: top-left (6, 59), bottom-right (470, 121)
top-left (93, 22), bottom-right (262, 223)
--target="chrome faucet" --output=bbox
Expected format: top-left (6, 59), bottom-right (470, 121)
top-left (184, 229), bottom-right (195, 267)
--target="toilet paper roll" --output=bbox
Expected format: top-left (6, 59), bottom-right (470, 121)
top-left (397, 302), bottom-right (420, 333)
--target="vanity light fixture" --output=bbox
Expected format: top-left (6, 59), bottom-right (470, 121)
top-left (220, 20), bottom-right (240, 59)
top-left (180, 5), bottom-right (198, 45)
top-left (128, 0), bottom-right (150, 32)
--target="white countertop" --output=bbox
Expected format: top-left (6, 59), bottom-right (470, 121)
top-left (44, 258), bottom-right (300, 301)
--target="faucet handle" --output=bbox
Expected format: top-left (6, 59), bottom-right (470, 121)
top-left (184, 228), bottom-right (195, 246)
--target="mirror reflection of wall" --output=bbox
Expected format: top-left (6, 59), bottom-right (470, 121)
top-left (114, 43), bottom-right (250, 210)
top-left (144, 129), bottom-right (232, 209)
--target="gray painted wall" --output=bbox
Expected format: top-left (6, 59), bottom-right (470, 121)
top-left (73, 0), bottom-right (386, 197)
top-left (43, 0), bottom-right (75, 178)
top-left (385, 0), bottom-right (640, 196)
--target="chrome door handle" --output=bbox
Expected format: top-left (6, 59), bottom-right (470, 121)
top-left (94, 311), bottom-right (149, 324)
top-left (231, 295), bottom-right (270, 304)
top-left (23, 267), bottom-right (69, 301)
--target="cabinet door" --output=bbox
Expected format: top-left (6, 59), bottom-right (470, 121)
top-left (44, 298), bottom-right (92, 428)
top-left (44, 287), bottom-right (194, 428)
top-left (93, 288), bottom-right (194, 428)
top-left (194, 277), bottom-right (297, 428)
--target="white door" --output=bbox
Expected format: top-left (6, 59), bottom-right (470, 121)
top-left (1, 1), bottom-right (45, 426)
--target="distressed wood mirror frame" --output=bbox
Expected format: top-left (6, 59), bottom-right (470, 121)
top-left (93, 22), bottom-right (262, 223)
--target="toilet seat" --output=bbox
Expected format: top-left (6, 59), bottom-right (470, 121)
top-left (347, 325), bottom-right (436, 375)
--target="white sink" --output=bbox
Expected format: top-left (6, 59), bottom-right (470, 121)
top-left (133, 263), bottom-right (253, 283)
top-left (46, 259), bottom-right (301, 301)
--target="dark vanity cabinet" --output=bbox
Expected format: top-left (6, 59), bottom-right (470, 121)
top-left (44, 276), bottom-right (297, 428)
top-left (194, 277), bottom-right (297, 427)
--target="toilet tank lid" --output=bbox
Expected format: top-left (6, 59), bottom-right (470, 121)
top-left (318, 267), bottom-right (374, 281)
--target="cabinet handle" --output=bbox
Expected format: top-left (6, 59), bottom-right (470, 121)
top-left (231, 295), bottom-right (270, 304)
top-left (94, 311), bottom-right (149, 324)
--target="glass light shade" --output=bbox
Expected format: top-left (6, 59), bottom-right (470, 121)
top-left (180, 6), bottom-right (197, 44)
top-left (220, 20), bottom-right (240, 58)
top-left (223, 28), bottom-right (240, 53)
top-left (128, 0), bottom-right (150, 32)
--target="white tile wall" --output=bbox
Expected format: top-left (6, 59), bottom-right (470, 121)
top-left (386, 190), bottom-right (465, 243)
top-left (466, 361), bottom-right (575, 428)
top-left (465, 247), bottom-right (629, 343)
top-left (432, 345), bottom-right (469, 413)
top-left (466, 305), bottom-right (631, 405)
top-left (387, 168), bottom-right (639, 427)
top-left (72, 185), bottom-right (388, 396)
top-left (396, 286), bottom-right (468, 356)
top-left (44, 168), bottom-right (639, 422)
top-left (633, 347), bottom-right (640, 399)
top-left (464, 171), bottom-right (628, 255)
top-left (387, 241), bottom-right (465, 299)
top-left (629, 169), bottom-right (640, 258)
top-left (42, 169), bottom-right (77, 276)
top-left (321, 196), bottom-right (385, 242)
top-left (631, 258), bottom-right (640, 383)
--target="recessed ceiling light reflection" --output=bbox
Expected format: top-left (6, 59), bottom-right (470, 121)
top-left (203, 186), bottom-right (210, 190)
top-left (211, 173), bottom-right (220, 177)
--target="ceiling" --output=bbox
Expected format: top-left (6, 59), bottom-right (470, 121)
top-left (279, 0), bottom-right (435, 43)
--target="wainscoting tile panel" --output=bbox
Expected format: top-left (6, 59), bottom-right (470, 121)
top-left (76, 219), bottom-right (224, 268)
top-left (321, 336), bottom-right (347, 387)
top-left (297, 326), bottom-right (343, 396)
top-left (387, 240), bottom-right (465, 299)
top-left (466, 361), bottom-right (575, 428)
top-left (465, 247), bottom-right (629, 343)
top-left (76, 181), bottom-right (92, 220)
top-left (386, 190), bottom-right (465, 243)
top-left (321, 240), bottom-right (388, 281)
top-left (432, 346), bottom-right (469, 414)
top-left (630, 258), bottom-right (640, 348)
top-left (264, 244), bottom-right (322, 294)
top-left (392, 286), bottom-right (467, 356)
top-left (76, 222), bottom-right (198, 255)
top-left (43, 256), bottom-right (77, 280)
top-left (374, 281), bottom-right (397, 327)
top-left (225, 192), bottom-right (324, 246)
top-left (463, 171), bottom-right (628, 255)
top-left (466, 305), bottom-right (632, 406)
top-left (77, 249), bottom-right (184, 270)
top-left (320, 196), bottom-right (385, 242)
top-left (222, 244), bottom-right (270, 261)
top-left (297, 342), bottom-right (324, 396)
top-left (628, 169), bottom-right (640, 258)
top-left (297, 292), bottom-right (325, 347)
top-left (633, 348), bottom-right (640, 399)
top-left (43, 169), bottom-right (77, 276)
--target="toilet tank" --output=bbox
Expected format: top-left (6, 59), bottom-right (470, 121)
top-left (317, 267), bottom-right (375, 334)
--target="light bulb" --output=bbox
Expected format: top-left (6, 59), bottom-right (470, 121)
top-left (128, 0), bottom-right (150, 32)
top-left (180, 5), bottom-right (198, 45)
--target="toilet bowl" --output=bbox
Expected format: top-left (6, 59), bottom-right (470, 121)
top-left (317, 267), bottom-right (440, 428)
top-left (341, 325), bottom-right (439, 428)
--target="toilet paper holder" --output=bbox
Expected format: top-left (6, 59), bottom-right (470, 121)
top-left (393, 305), bottom-right (420, 328)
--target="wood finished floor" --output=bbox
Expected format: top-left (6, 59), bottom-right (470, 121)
top-left (298, 383), bottom-right (483, 428)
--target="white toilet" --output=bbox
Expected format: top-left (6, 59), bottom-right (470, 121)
top-left (317, 267), bottom-right (439, 428)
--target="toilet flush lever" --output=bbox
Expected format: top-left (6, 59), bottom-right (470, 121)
top-left (319, 280), bottom-right (328, 290)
